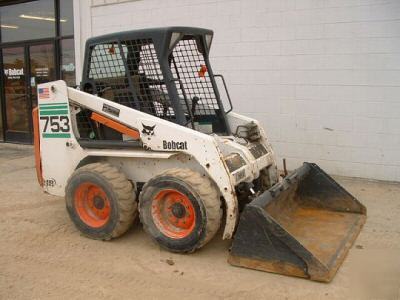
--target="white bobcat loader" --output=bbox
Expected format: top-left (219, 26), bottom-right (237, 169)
top-left (34, 27), bottom-right (366, 282)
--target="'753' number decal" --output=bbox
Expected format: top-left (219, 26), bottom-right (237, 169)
top-left (40, 116), bottom-right (70, 133)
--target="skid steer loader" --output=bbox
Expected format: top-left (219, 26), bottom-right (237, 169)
top-left (33, 27), bottom-right (366, 282)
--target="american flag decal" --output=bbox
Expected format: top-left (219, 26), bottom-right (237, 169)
top-left (38, 87), bottom-right (50, 99)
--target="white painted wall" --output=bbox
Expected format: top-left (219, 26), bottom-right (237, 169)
top-left (75, 0), bottom-right (400, 181)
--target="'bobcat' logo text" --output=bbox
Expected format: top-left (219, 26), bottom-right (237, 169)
top-left (163, 140), bottom-right (188, 150)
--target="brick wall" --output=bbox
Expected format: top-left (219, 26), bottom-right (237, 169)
top-left (79, 0), bottom-right (400, 181)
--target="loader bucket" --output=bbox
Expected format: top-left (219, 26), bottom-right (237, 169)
top-left (228, 162), bottom-right (366, 282)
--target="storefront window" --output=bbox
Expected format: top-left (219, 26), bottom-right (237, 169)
top-left (0, 0), bottom-right (74, 142)
top-left (61, 38), bottom-right (76, 86)
top-left (0, 0), bottom-right (56, 43)
top-left (60, 0), bottom-right (74, 36)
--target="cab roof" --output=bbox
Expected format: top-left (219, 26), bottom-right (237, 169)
top-left (86, 26), bottom-right (214, 46)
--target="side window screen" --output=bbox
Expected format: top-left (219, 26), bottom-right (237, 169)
top-left (85, 39), bottom-right (174, 119)
top-left (88, 43), bottom-right (127, 79)
top-left (86, 42), bottom-right (136, 108)
top-left (137, 43), bottom-right (163, 80)
top-left (124, 39), bottom-right (173, 117)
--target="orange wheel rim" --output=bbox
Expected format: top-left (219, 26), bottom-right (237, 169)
top-left (151, 189), bottom-right (196, 239)
top-left (74, 182), bottom-right (111, 228)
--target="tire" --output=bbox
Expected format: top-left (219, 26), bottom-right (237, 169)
top-left (139, 168), bottom-right (222, 253)
top-left (65, 162), bottom-right (137, 240)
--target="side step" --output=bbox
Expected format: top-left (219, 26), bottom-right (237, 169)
top-left (228, 162), bottom-right (367, 282)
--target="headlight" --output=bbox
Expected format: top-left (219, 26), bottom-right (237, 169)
top-left (224, 153), bottom-right (246, 172)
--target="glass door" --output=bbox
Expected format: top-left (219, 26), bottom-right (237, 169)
top-left (2, 42), bottom-right (56, 143)
top-left (29, 43), bottom-right (56, 108)
top-left (3, 46), bottom-right (30, 142)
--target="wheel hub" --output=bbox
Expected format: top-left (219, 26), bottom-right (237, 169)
top-left (93, 196), bottom-right (105, 210)
top-left (74, 182), bottom-right (111, 228)
top-left (151, 189), bottom-right (196, 239)
top-left (171, 202), bottom-right (186, 218)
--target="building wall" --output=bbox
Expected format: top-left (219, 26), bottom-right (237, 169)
top-left (75, 0), bottom-right (400, 181)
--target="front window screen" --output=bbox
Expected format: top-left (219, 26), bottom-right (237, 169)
top-left (87, 39), bottom-right (171, 118)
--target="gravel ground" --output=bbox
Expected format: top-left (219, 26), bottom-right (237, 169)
top-left (0, 144), bottom-right (399, 300)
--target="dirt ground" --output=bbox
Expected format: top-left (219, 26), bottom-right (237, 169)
top-left (0, 144), bottom-right (399, 300)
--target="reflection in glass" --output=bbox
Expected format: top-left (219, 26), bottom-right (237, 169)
top-left (3, 47), bottom-right (29, 133)
top-left (30, 44), bottom-right (56, 108)
top-left (60, 0), bottom-right (74, 36)
top-left (0, 0), bottom-right (55, 43)
top-left (61, 39), bottom-right (76, 86)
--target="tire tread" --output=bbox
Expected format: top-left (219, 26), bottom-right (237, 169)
top-left (139, 168), bottom-right (222, 252)
top-left (66, 162), bottom-right (137, 240)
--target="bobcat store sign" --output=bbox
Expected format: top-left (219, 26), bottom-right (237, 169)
top-left (4, 68), bottom-right (24, 79)
top-left (163, 140), bottom-right (187, 150)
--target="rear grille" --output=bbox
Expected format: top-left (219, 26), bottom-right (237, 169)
top-left (249, 143), bottom-right (268, 159)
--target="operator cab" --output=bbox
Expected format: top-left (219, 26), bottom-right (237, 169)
top-left (79, 27), bottom-right (232, 142)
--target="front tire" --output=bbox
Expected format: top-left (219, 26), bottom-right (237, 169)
top-left (139, 169), bottom-right (222, 253)
top-left (65, 162), bottom-right (137, 240)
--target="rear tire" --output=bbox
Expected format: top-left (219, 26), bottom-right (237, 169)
top-left (139, 169), bottom-right (222, 253)
top-left (65, 162), bottom-right (137, 240)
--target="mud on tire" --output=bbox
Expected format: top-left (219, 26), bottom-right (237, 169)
top-left (139, 168), bottom-right (222, 253)
top-left (65, 162), bottom-right (137, 240)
